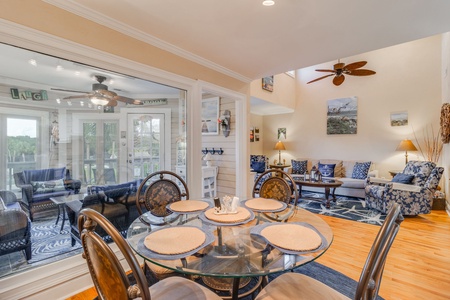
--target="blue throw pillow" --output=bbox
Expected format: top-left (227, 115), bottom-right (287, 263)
top-left (392, 173), bottom-right (415, 184)
top-left (251, 161), bottom-right (266, 173)
top-left (351, 162), bottom-right (372, 179)
top-left (318, 163), bottom-right (336, 178)
top-left (291, 160), bottom-right (307, 174)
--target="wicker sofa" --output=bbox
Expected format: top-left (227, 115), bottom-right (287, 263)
top-left (286, 158), bottom-right (378, 199)
top-left (14, 167), bottom-right (81, 221)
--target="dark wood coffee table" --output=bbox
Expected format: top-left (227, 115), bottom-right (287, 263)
top-left (293, 179), bottom-right (343, 208)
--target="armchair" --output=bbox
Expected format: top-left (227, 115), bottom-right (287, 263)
top-left (14, 167), bottom-right (81, 221)
top-left (365, 161), bottom-right (443, 215)
top-left (0, 190), bottom-right (31, 260)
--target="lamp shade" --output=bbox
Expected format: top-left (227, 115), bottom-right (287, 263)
top-left (274, 141), bottom-right (286, 151)
top-left (396, 139), bottom-right (417, 152)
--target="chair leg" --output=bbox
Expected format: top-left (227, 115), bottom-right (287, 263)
top-left (25, 244), bottom-right (32, 260)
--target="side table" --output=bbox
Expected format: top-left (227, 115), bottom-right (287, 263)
top-left (50, 193), bottom-right (85, 233)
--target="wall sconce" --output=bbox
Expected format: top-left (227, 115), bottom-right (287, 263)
top-left (219, 110), bottom-right (231, 137)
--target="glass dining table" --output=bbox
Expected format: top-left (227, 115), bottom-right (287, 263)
top-left (126, 200), bottom-right (333, 300)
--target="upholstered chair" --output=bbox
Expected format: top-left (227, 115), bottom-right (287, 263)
top-left (255, 203), bottom-right (403, 300)
top-left (77, 208), bottom-right (222, 300)
top-left (365, 161), bottom-right (443, 215)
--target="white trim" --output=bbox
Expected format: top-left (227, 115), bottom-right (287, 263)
top-left (43, 0), bottom-right (252, 83)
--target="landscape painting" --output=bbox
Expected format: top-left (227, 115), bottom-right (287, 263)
top-left (327, 97), bottom-right (358, 135)
top-left (390, 111), bottom-right (408, 126)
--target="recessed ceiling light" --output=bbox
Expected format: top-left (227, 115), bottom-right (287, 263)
top-left (28, 59), bottom-right (37, 66)
top-left (262, 0), bottom-right (275, 6)
top-left (56, 64), bottom-right (63, 71)
top-left (56, 98), bottom-right (61, 104)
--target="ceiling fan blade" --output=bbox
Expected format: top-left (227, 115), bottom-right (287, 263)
top-left (63, 94), bottom-right (92, 100)
top-left (95, 89), bottom-right (117, 98)
top-left (333, 75), bottom-right (345, 86)
top-left (344, 61), bottom-right (367, 70)
top-left (113, 95), bottom-right (143, 105)
top-left (307, 74), bottom-right (334, 84)
top-left (315, 69), bottom-right (335, 73)
top-left (52, 88), bottom-right (90, 94)
top-left (348, 69), bottom-right (376, 76)
top-left (107, 99), bottom-right (118, 107)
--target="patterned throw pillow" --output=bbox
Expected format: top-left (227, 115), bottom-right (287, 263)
top-left (251, 161), bottom-right (266, 173)
top-left (318, 163), bottom-right (336, 178)
top-left (391, 173), bottom-right (414, 184)
top-left (351, 162), bottom-right (372, 179)
top-left (291, 160), bottom-right (307, 174)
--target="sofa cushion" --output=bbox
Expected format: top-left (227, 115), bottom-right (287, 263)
top-left (0, 196), bottom-right (5, 211)
top-left (318, 163), bottom-right (336, 178)
top-left (23, 167), bottom-right (66, 183)
top-left (351, 162), bottom-right (372, 179)
top-left (403, 161), bottom-right (436, 186)
top-left (291, 160), bottom-right (307, 174)
top-left (339, 178), bottom-right (366, 189)
top-left (391, 173), bottom-right (414, 184)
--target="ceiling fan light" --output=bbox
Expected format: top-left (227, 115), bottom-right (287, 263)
top-left (90, 96), bottom-right (109, 106)
top-left (262, 0), bottom-right (275, 6)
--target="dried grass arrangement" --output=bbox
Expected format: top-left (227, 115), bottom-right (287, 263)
top-left (413, 124), bottom-right (443, 164)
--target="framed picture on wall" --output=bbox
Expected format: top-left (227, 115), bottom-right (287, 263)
top-left (327, 96), bottom-right (358, 135)
top-left (390, 111), bottom-right (408, 126)
top-left (201, 97), bottom-right (219, 135)
top-left (262, 76), bottom-right (274, 92)
top-left (277, 128), bottom-right (286, 140)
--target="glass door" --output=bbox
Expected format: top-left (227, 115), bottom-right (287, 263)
top-left (127, 113), bottom-right (165, 180)
top-left (2, 117), bottom-right (39, 190)
top-left (82, 120), bottom-right (119, 185)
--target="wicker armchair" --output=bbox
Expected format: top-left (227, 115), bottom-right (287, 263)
top-left (0, 190), bottom-right (31, 260)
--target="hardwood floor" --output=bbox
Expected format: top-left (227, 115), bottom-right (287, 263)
top-left (66, 209), bottom-right (450, 300)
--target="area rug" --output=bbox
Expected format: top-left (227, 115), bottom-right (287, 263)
top-left (28, 210), bottom-right (82, 265)
top-left (297, 192), bottom-right (386, 225)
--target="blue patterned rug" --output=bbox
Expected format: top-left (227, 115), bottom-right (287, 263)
top-left (297, 192), bottom-right (386, 225)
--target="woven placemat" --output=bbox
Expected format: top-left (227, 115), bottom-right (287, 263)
top-left (244, 198), bottom-right (284, 211)
top-left (168, 200), bottom-right (210, 213)
top-left (144, 227), bottom-right (206, 255)
top-left (204, 207), bottom-right (251, 223)
top-left (260, 223), bottom-right (322, 251)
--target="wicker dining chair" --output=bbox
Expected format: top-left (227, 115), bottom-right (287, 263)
top-left (136, 170), bottom-right (189, 218)
top-left (252, 169), bottom-right (299, 222)
top-left (135, 170), bottom-right (191, 281)
top-left (78, 208), bottom-right (222, 300)
top-left (255, 203), bottom-right (403, 300)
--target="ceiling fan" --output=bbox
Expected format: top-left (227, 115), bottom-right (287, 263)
top-left (307, 60), bottom-right (376, 86)
top-left (52, 75), bottom-right (143, 107)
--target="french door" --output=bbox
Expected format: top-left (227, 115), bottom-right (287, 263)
top-left (80, 119), bottom-right (119, 185)
top-left (127, 113), bottom-right (165, 180)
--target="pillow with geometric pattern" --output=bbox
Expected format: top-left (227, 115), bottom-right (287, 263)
top-left (351, 162), bottom-right (372, 179)
top-left (291, 160), bottom-right (307, 174)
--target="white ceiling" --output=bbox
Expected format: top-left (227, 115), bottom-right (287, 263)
top-left (45, 0), bottom-right (450, 81)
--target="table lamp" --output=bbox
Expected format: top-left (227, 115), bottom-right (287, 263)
top-left (396, 139), bottom-right (417, 164)
top-left (274, 141), bottom-right (286, 165)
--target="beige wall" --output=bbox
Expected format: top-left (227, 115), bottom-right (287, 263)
top-left (263, 35), bottom-right (443, 179)
top-left (442, 32), bottom-right (450, 209)
top-left (250, 73), bottom-right (296, 109)
top-left (0, 1), bottom-right (248, 94)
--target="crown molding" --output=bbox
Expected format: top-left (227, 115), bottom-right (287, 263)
top-left (43, 0), bottom-right (252, 83)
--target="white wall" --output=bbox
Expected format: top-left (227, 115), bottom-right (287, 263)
top-left (441, 32), bottom-right (450, 210)
top-left (263, 35), bottom-right (443, 179)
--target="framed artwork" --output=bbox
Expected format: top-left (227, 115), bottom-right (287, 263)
top-left (390, 111), bottom-right (408, 126)
top-left (262, 76), bottom-right (274, 92)
top-left (201, 97), bottom-right (219, 135)
top-left (277, 128), bottom-right (286, 140)
top-left (327, 96), bottom-right (358, 135)
top-left (250, 128), bottom-right (255, 142)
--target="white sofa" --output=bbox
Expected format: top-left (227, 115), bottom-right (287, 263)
top-left (286, 159), bottom-right (378, 199)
